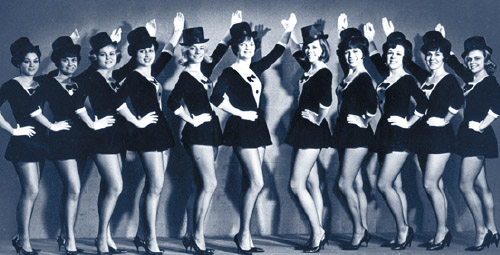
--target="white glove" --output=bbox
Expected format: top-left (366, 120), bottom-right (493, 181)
top-left (70, 29), bottom-right (80, 44)
top-left (231, 10), bottom-right (243, 26)
top-left (427, 117), bottom-right (448, 127)
top-left (94, 115), bottom-right (116, 130)
top-left (363, 22), bottom-right (375, 42)
top-left (239, 110), bottom-right (258, 121)
top-left (110, 28), bottom-right (122, 43)
top-left (347, 114), bottom-right (369, 128)
top-left (145, 19), bottom-right (156, 37)
top-left (191, 113), bottom-right (212, 127)
top-left (387, 115), bottom-right (409, 129)
top-left (50, 120), bottom-right (72, 132)
top-left (435, 23), bottom-right (445, 38)
top-left (136, 111), bottom-right (158, 128)
top-left (173, 12), bottom-right (185, 32)
top-left (12, 124), bottom-right (36, 137)
top-left (301, 109), bottom-right (321, 126)
top-left (382, 17), bottom-right (395, 37)
top-left (468, 121), bottom-right (483, 133)
top-left (338, 13), bottom-right (348, 35)
top-left (281, 13), bottom-right (297, 32)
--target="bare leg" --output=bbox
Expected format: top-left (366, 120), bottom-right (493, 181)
top-left (377, 151), bottom-right (410, 244)
top-left (234, 147), bottom-right (265, 250)
top-left (290, 148), bottom-right (325, 247)
top-left (422, 153), bottom-right (450, 243)
top-left (354, 171), bottom-right (368, 229)
top-left (459, 156), bottom-right (488, 246)
top-left (55, 159), bottom-right (81, 252)
top-left (14, 161), bottom-right (42, 252)
top-left (94, 153), bottom-right (123, 253)
top-left (474, 164), bottom-right (498, 234)
top-left (188, 145), bottom-right (217, 250)
top-left (339, 148), bottom-right (369, 245)
top-left (307, 163), bottom-right (323, 226)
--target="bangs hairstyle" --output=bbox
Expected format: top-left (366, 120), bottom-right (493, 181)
top-left (465, 49), bottom-right (497, 75)
top-left (128, 41), bottom-right (159, 58)
top-left (177, 45), bottom-right (213, 66)
top-left (88, 44), bottom-right (122, 67)
top-left (420, 40), bottom-right (451, 61)
top-left (12, 49), bottom-right (41, 67)
top-left (230, 36), bottom-right (254, 56)
top-left (301, 38), bottom-right (331, 63)
top-left (343, 36), bottom-right (369, 57)
top-left (52, 50), bottom-right (81, 68)
top-left (382, 39), bottom-right (413, 67)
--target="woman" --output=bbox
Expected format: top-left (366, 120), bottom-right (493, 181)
top-left (373, 32), bottom-right (428, 250)
top-left (453, 36), bottom-right (500, 251)
top-left (210, 15), bottom-right (296, 254)
top-left (36, 35), bottom-right (115, 254)
top-left (284, 23), bottom-right (331, 253)
top-left (1, 37), bottom-right (69, 255)
top-left (119, 13), bottom-right (184, 255)
top-left (333, 35), bottom-right (377, 250)
top-left (167, 11), bottom-right (241, 255)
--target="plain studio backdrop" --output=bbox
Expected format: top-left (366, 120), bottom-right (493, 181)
top-left (0, 0), bottom-right (499, 239)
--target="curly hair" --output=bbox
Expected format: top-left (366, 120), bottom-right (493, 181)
top-left (382, 39), bottom-right (413, 67)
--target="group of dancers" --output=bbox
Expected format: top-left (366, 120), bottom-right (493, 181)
top-left (1, 10), bottom-right (499, 255)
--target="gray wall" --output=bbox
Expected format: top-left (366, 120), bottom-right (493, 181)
top-left (1, 0), bottom-right (500, 239)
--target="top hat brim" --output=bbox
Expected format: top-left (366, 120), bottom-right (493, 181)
top-left (180, 38), bottom-right (210, 46)
top-left (229, 31), bottom-right (258, 44)
top-left (461, 45), bottom-right (493, 59)
top-left (90, 41), bottom-right (117, 55)
top-left (303, 34), bottom-right (329, 46)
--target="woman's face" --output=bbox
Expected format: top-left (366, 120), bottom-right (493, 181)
top-left (305, 39), bottom-right (323, 63)
top-left (237, 37), bottom-right (255, 60)
top-left (97, 45), bottom-right (117, 70)
top-left (345, 47), bottom-right (364, 68)
top-left (465, 49), bottom-right (485, 74)
top-left (386, 44), bottom-right (405, 70)
top-left (187, 43), bottom-right (207, 63)
top-left (59, 56), bottom-right (78, 75)
top-left (19, 52), bottom-right (39, 76)
top-left (425, 50), bottom-right (444, 71)
top-left (136, 45), bottom-right (155, 67)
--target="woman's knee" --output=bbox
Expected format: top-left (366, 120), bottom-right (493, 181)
top-left (67, 183), bottom-right (81, 201)
top-left (306, 178), bottom-right (319, 191)
top-left (203, 178), bottom-right (217, 194)
top-left (148, 178), bottom-right (164, 196)
top-left (290, 179), bottom-right (304, 195)
top-left (338, 178), bottom-right (353, 194)
top-left (459, 180), bottom-right (473, 194)
top-left (22, 183), bottom-right (39, 200)
top-left (423, 179), bottom-right (439, 194)
top-left (108, 180), bottom-right (123, 197)
top-left (377, 180), bottom-right (391, 194)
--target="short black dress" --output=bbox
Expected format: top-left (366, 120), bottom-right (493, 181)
top-left (167, 43), bottom-right (228, 148)
top-left (284, 50), bottom-right (333, 148)
top-left (37, 75), bottom-right (91, 159)
top-left (0, 79), bottom-right (47, 162)
top-left (332, 72), bottom-right (377, 149)
top-left (457, 76), bottom-right (500, 158)
top-left (410, 74), bottom-right (464, 154)
top-left (375, 75), bottom-right (428, 154)
top-left (123, 71), bottom-right (175, 152)
top-left (211, 44), bottom-right (285, 148)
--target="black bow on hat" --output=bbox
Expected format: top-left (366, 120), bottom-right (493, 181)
top-left (10, 37), bottom-right (41, 67)
top-left (90, 32), bottom-right (117, 55)
top-left (462, 36), bottom-right (492, 59)
top-left (127, 27), bottom-right (159, 56)
top-left (181, 27), bottom-right (210, 46)
top-left (301, 24), bottom-right (328, 45)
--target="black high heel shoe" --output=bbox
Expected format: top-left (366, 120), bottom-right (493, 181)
top-left (294, 236), bottom-right (312, 250)
top-left (182, 236), bottom-right (191, 252)
top-left (133, 236), bottom-right (147, 253)
top-left (465, 230), bottom-right (492, 251)
top-left (13, 237), bottom-right (37, 255)
top-left (189, 235), bottom-right (214, 255)
top-left (492, 232), bottom-right (500, 248)
top-left (341, 229), bottom-right (371, 250)
top-left (108, 245), bottom-right (127, 254)
top-left (144, 245), bottom-right (163, 255)
top-left (427, 231), bottom-right (452, 250)
top-left (233, 234), bottom-right (252, 255)
top-left (57, 236), bottom-right (84, 254)
top-left (417, 239), bottom-right (433, 248)
top-left (12, 236), bottom-right (21, 254)
top-left (380, 238), bottom-right (395, 247)
top-left (392, 226), bottom-right (414, 250)
top-left (303, 233), bottom-right (328, 253)
top-left (95, 239), bottom-right (112, 255)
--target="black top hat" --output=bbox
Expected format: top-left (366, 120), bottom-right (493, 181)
top-left (10, 37), bottom-right (41, 67)
top-left (301, 24), bottom-right (328, 45)
top-left (90, 32), bottom-right (116, 54)
top-left (339, 28), bottom-right (362, 44)
top-left (461, 36), bottom-right (492, 59)
top-left (51, 36), bottom-right (81, 64)
top-left (387, 31), bottom-right (406, 42)
top-left (421, 31), bottom-right (451, 55)
top-left (181, 27), bottom-right (210, 46)
top-left (127, 27), bottom-right (159, 56)
top-left (229, 22), bottom-right (257, 44)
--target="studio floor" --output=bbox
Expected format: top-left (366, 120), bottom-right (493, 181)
top-left (1, 232), bottom-right (499, 255)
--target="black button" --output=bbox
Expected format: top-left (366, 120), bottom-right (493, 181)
top-left (256, 90), bottom-right (259, 94)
